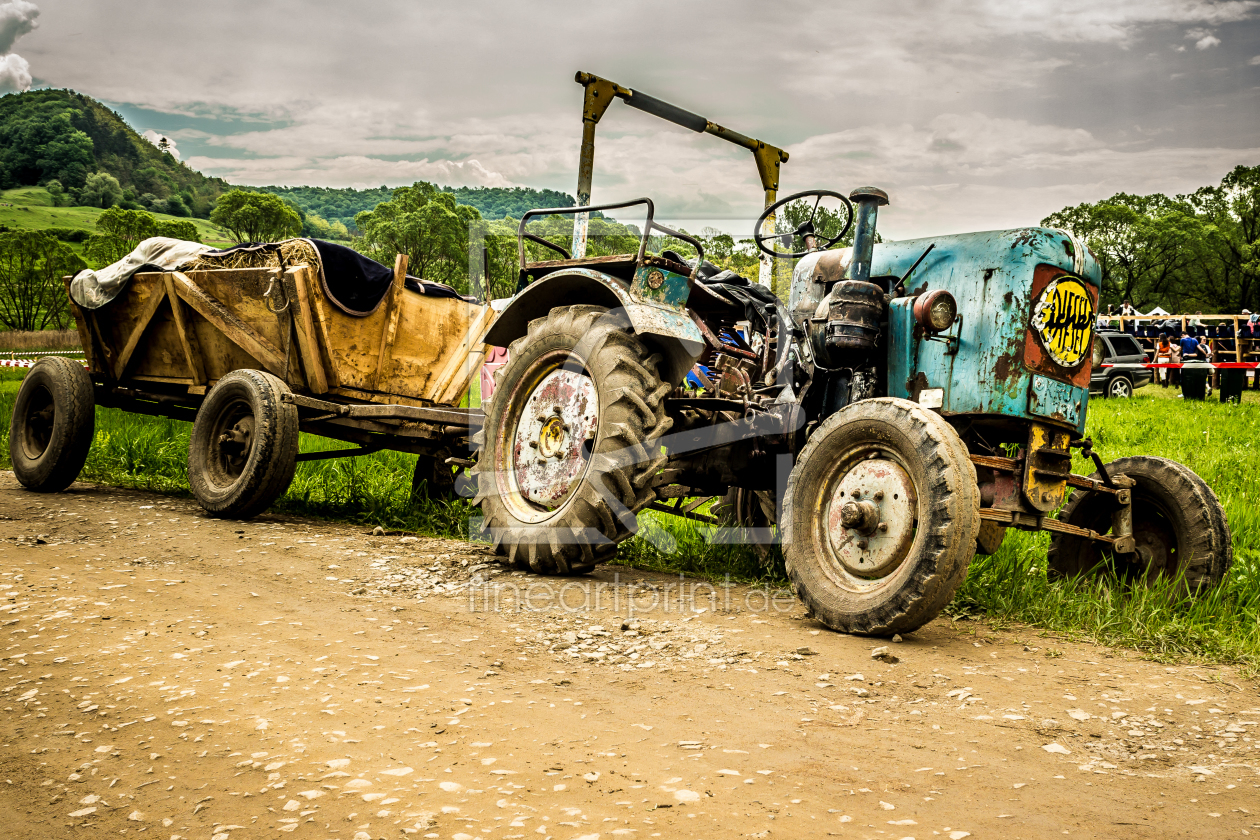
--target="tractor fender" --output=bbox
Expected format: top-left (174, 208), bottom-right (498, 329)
top-left (483, 268), bottom-right (703, 386)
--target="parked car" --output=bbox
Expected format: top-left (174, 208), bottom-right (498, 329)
top-left (1092, 330), bottom-right (1153, 397)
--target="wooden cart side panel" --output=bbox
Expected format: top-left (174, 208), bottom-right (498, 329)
top-left (169, 271), bottom-right (287, 379)
top-left (371, 254), bottom-right (408, 391)
top-left (288, 266), bottom-right (330, 394)
top-left (381, 294), bottom-right (495, 404)
top-left (62, 276), bottom-right (100, 378)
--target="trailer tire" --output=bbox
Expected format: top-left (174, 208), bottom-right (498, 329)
top-left (782, 398), bottom-right (979, 636)
top-left (473, 305), bottom-right (672, 575)
top-left (410, 449), bottom-right (475, 502)
top-left (9, 357), bottom-right (95, 493)
top-left (1047, 456), bottom-right (1231, 587)
top-left (188, 369), bottom-right (299, 519)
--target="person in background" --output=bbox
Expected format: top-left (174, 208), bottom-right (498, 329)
top-left (1120, 300), bottom-right (1137, 334)
top-left (1244, 310), bottom-right (1260, 389)
top-left (1098, 304), bottom-right (1114, 331)
top-left (1156, 332), bottom-right (1172, 386)
top-left (1169, 333), bottom-right (1182, 388)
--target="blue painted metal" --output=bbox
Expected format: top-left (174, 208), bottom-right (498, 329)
top-left (877, 227), bottom-right (1099, 433)
top-left (1028, 374), bottom-right (1084, 426)
top-left (631, 263), bottom-right (691, 310)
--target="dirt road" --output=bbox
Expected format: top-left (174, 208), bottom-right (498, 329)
top-left (0, 473), bottom-right (1256, 840)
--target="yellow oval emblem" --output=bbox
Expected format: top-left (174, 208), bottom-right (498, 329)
top-left (1030, 275), bottom-right (1094, 368)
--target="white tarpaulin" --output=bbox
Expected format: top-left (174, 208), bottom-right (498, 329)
top-left (1143, 306), bottom-right (1171, 317)
top-left (70, 237), bottom-right (213, 310)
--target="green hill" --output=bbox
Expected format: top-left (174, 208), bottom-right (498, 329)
top-left (252, 184), bottom-right (584, 231)
top-left (0, 88), bottom-right (229, 217)
top-left (0, 186), bottom-right (237, 252)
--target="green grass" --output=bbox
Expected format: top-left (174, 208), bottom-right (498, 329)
top-left (0, 187), bottom-right (236, 249)
top-left (1, 366), bottom-right (1257, 673)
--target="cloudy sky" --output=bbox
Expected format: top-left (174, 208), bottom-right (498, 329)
top-left (5, 0), bottom-right (1260, 238)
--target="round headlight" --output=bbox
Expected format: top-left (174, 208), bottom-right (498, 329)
top-left (1091, 335), bottom-right (1104, 368)
top-left (913, 289), bottom-right (957, 333)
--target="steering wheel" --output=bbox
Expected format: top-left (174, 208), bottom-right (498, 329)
top-left (753, 189), bottom-right (854, 259)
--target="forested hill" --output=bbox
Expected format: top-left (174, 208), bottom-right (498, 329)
top-left (440, 186), bottom-right (576, 219)
top-left (253, 184), bottom-right (580, 228)
top-left (0, 89), bottom-right (229, 216)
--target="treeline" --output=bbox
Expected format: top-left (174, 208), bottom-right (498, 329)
top-left (0, 207), bottom-right (201, 331)
top-left (252, 184), bottom-right (587, 234)
top-left (0, 89), bottom-right (229, 217)
top-left (1043, 165), bottom-right (1259, 314)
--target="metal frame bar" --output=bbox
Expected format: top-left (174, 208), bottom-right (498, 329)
top-left (569, 71), bottom-right (788, 284)
top-left (517, 197), bottom-right (706, 279)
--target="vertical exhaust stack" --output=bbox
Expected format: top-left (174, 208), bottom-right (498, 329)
top-left (847, 187), bottom-right (889, 284)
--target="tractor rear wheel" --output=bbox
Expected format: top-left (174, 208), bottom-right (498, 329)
top-left (1047, 456), bottom-right (1231, 587)
top-left (473, 305), bottom-right (672, 574)
top-left (782, 398), bottom-right (979, 636)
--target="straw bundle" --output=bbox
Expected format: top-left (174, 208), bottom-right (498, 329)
top-left (180, 238), bottom-right (322, 274)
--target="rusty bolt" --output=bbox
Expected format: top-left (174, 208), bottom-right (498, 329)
top-left (552, 406), bottom-right (564, 415)
top-left (873, 491), bottom-right (884, 501)
top-left (529, 441), bottom-right (538, 449)
top-left (536, 413), bottom-right (547, 423)
top-left (878, 522), bottom-right (888, 532)
top-left (857, 539), bottom-right (869, 549)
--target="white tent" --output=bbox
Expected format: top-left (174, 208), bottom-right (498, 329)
top-left (1143, 306), bottom-right (1171, 317)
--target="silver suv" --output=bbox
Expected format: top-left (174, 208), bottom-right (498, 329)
top-left (1092, 331), bottom-right (1153, 398)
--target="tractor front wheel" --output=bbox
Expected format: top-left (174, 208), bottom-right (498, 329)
top-left (1047, 456), bottom-right (1231, 587)
top-left (782, 398), bottom-right (979, 636)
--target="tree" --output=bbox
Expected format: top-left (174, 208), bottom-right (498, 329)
top-left (1177, 165), bottom-right (1260, 313)
top-left (1042, 193), bottom-right (1201, 310)
top-left (84, 207), bottom-right (157, 266)
top-left (77, 171), bottom-right (124, 209)
top-left (210, 189), bottom-right (302, 244)
top-left (0, 231), bottom-right (86, 331)
top-left (156, 219), bottom-right (200, 243)
top-left (354, 182), bottom-right (483, 291)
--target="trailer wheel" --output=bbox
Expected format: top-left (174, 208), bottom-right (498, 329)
top-left (473, 305), bottom-right (672, 574)
top-left (1047, 456), bottom-right (1231, 587)
top-left (713, 487), bottom-right (777, 562)
top-left (188, 369), bottom-right (299, 519)
top-left (782, 398), bottom-right (979, 636)
top-left (410, 449), bottom-right (475, 502)
top-left (9, 357), bottom-right (95, 493)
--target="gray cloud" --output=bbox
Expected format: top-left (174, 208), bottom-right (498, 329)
top-left (0, 0), bottom-right (37, 92)
top-left (0, 50), bottom-right (28, 92)
top-left (0, 0), bottom-right (37, 55)
top-left (16, 0), bottom-right (1260, 237)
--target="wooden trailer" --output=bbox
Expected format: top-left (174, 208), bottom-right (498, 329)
top-left (8, 250), bottom-right (494, 517)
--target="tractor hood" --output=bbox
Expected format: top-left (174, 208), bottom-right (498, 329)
top-left (872, 227), bottom-right (1101, 434)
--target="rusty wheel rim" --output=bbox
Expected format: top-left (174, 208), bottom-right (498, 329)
top-left (205, 398), bottom-right (256, 487)
top-left (817, 446), bottom-right (920, 590)
top-left (497, 350), bottom-right (599, 524)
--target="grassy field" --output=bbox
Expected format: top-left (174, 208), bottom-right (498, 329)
top-left (0, 366), bottom-right (1256, 674)
top-left (0, 186), bottom-right (237, 250)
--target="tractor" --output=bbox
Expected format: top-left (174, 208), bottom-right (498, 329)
top-left (472, 72), bottom-right (1232, 635)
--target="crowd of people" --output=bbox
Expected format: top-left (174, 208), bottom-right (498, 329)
top-left (1097, 301), bottom-right (1260, 391)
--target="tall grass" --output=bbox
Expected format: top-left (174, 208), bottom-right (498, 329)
top-left (1, 366), bottom-right (1257, 671)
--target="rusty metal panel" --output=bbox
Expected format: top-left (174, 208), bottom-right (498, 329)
top-left (1028, 374), bottom-right (1084, 426)
top-left (874, 227), bottom-right (1101, 433)
top-left (1022, 421), bottom-right (1072, 512)
top-left (631, 263), bottom-right (690, 310)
